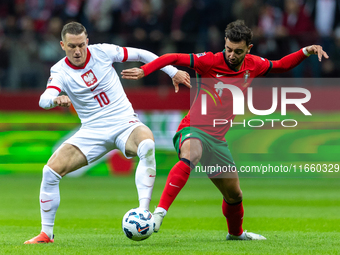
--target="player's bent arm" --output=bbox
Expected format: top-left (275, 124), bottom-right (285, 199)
top-left (126, 47), bottom-right (179, 78)
top-left (39, 88), bottom-right (59, 109)
top-left (140, 53), bottom-right (191, 77)
top-left (39, 89), bottom-right (71, 109)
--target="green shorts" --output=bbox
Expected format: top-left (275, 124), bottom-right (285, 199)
top-left (173, 127), bottom-right (236, 177)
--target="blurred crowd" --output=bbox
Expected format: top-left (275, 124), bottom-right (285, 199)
top-left (0, 0), bottom-right (340, 91)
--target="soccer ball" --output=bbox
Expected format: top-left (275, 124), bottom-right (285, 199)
top-left (122, 208), bottom-right (155, 241)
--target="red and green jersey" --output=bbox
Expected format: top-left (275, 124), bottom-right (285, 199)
top-left (177, 51), bottom-right (271, 141)
top-left (141, 49), bottom-right (308, 141)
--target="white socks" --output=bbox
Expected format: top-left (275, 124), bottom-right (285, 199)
top-left (135, 139), bottom-right (156, 210)
top-left (38, 140), bottom-right (155, 239)
top-left (40, 165), bottom-right (61, 239)
top-left (154, 207), bottom-right (167, 216)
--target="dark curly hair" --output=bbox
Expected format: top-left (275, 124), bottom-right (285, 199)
top-left (224, 20), bottom-right (253, 46)
top-left (61, 22), bottom-right (88, 41)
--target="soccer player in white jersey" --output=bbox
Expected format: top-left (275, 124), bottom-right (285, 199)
top-left (24, 21), bottom-right (191, 244)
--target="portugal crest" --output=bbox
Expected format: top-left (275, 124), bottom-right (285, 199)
top-left (243, 70), bottom-right (250, 87)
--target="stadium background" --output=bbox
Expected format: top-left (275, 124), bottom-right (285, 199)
top-left (0, 0), bottom-right (339, 176)
top-left (0, 1), bottom-right (340, 253)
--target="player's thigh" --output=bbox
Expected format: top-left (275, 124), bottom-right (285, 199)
top-left (47, 143), bottom-right (87, 177)
top-left (179, 138), bottom-right (202, 166)
top-left (125, 125), bottom-right (154, 157)
top-left (206, 148), bottom-right (242, 203)
top-left (209, 172), bottom-right (243, 203)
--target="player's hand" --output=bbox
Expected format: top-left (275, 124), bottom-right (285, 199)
top-left (121, 68), bottom-right (145, 80)
top-left (172, 70), bottom-right (191, 93)
top-left (305, 45), bottom-right (329, 62)
top-left (54, 95), bottom-right (71, 107)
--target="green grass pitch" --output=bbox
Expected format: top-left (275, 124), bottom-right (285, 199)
top-left (0, 175), bottom-right (340, 254)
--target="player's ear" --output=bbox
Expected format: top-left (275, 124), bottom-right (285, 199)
top-left (60, 41), bottom-right (65, 51)
top-left (247, 44), bottom-right (253, 54)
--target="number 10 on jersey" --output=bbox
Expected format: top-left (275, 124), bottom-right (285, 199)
top-left (94, 92), bottom-right (110, 107)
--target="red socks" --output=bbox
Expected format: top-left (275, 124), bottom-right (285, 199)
top-left (222, 199), bottom-right (244, 236)
top-left (158, 160), bottom-right (191, 210)
top-left (158, 160), bottom-right (244, 237)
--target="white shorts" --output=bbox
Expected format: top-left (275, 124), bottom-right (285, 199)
top-left (63, 115), bottom-right (144, 164)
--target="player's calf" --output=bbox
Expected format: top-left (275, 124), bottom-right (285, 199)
top-left (135, 139), bottom-right (156, 210)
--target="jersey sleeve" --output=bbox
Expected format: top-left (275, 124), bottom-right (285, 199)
top-left (40, 66), bottom-right (65, 109)
top-left (141, 53), bottom-right (191, 76)
top-left (141, 52), bottom-right (214, 77)
top-left (39, 88), bottom-right (60, 109)
top-left (270, 49), bottom-right (308, 73)
top-left (99, 43), bottom-right (128, 63)
top-left (252, 55), bottom-right (272, 77)
top-left (125, 47), bottom-right (178, 78)
top-left (46, 67), bottom-right (65, 93)
top-left (189, 52), bottom-right (215, 75)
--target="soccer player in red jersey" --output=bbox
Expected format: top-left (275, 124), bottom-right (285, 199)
top-left (122, 20), bottom-right (328, 240)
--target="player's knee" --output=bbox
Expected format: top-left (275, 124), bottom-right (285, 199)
top-left (43, 165), bottom-right (62, 184)
top-left (46, 160), bottom-right (67, 177)
top-left (48, 146), bottom-right (87, 176)
top-left (180, 158), bottom-right (195, 170)
top-left (136, 139), bottom-right (156, 187)
top-left (234, 189), bottom-right (243, 201)
top-left (137, 139), bottom-right (155, 164)
top-left (180, 149), bottom-right (201, 166)
top-left (226, 189), bottom-right (243, 204)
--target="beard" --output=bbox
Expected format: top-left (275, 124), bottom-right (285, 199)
top-left (226, 55), bottom-right (246, 70)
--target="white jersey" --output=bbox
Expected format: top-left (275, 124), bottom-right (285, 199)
top-left (42, 44), bottom-right (178, 124)
top-left (47, 44), bottom-right (134, 123)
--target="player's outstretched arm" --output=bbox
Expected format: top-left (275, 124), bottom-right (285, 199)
top-left (304, 45), bottom-right (329, 62)
top-left (122, 50), bottom-right (191, 92)
top-left (122, 53), bottom-right (191, 76)
top-left (121, 68), bottom-right (191, 93)
top-left (271, 45), bottom-right (329, 73)
top-left (125, 47), bottom-right (178, 79)
top-left (122, 53), bottom-right (192, 92)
